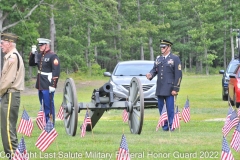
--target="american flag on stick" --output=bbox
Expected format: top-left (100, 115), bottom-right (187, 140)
top-left (36, 102), bottom-right (46, 130)
top-left (57, 104), bottom-right (64, 120)
top-left (224, 107), bottom-right (234, 126)
top-left (116, 134), bottom-right (130, 160)
top-left (17, 110), bottom-right (33, 137)
top-left (122, 109), bottom-right (128, 123)
top-left (12, 137), bottom-right (28, 160)
top-left (222, 110), bottom-right (239, 137)
top-left (182, 98), bottom-right (190, 123)
top-left (172, 106), bottom-right (180, 130)
top-left (230, 122), bottom-right (240, 152)
top-left (35, 120), bottom-right (58, 152)
top-left (156, 104), bottom-right (168, 131)
top-left (81, 110), bottom-right (92, 137)
top-left (221, 137), bottom-right (234, 160)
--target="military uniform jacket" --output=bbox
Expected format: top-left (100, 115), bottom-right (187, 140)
top-left (29, 50), bottom-right (60, 90)
top-left (0, 48), bottom-right (25, 97)
top-left (149, 53), bottom-right (182, 96)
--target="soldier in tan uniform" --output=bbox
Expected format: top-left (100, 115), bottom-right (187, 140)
top-left (0, 33), bottom-right (25, 159)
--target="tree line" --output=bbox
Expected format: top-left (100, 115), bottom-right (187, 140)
top-left (1, 0), bottom-right (240, 78)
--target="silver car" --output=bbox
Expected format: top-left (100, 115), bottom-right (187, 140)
top-left (104, 60), bottom-right (158, 108)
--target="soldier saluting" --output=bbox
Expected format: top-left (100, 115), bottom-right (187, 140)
top-left (29, 38), bottom-right (60, 125)
top-left (146, 39), bottom-right (182, 131)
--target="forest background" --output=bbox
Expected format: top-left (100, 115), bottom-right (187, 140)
top-left (1, 0), bottom-right (240, 79)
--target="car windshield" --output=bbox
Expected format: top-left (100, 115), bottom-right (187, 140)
top-left (114, 63), bottom-right (154, 76)
top-left (227, 63), bottom-right (239, 74)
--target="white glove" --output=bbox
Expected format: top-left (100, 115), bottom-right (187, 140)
top-left (49, 86), bottom-right (55, 93)
top-left (31, 45), bottom-right (37, 54)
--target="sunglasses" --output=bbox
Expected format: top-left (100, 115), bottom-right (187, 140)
top-left (161, 46), bottom-right (167, 49)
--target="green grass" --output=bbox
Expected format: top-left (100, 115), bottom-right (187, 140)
top-left (1, 74), bottom-right (240, 160)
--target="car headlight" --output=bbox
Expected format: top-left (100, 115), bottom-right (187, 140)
top-left (224, 77), bottom-right (229, 83)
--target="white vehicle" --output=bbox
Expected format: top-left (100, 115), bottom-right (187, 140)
top-left (104, 60), bottom-right (158, 108)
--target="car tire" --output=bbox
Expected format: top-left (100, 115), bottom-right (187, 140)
top-left (222, 88), bottom-right (228, 101)
top-left (228, 94), bottom-right (234, 106)
top-left (222, 95), bottom-right (228, 101)
top-left (234, 92), bottom-right (240, 108)
top-left (233, 92), bottom-right (240, 108)
top-left (236, 103), bottom-right (240, 108)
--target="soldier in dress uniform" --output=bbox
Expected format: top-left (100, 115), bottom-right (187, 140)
top-left (146, 39), bottom-right (182, 131)
top-left (29, 38), bottom-right (60, 125)
top-left (0, 33), bottom-right (25, 159)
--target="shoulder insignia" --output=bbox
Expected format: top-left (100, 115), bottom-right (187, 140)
top-left (178, 64), bottom-right (181, 70)
top-left (8, 57), bottom-right (15, 62)
top-left (54, 58), bottom-right (59, 65)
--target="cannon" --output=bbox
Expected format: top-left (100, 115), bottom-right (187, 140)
top-left (61, 77), bottom-right (144, 136)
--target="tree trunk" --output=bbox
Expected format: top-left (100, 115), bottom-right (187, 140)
top-left (117, 0), bottom-right (122, 62)
top-left (149, 36), bottom-right (154, 60)
top-left (189, 52), bottom-right (192, 72)
top-left (223, 0), bottom-right (227, 69)
top-left (140, 44), bottom-right (144, 60)
top-left (205, 48), bottom-right (209, 75)
top-left (137, 0), bottom-right (144, 60)
top-left (50, 5), bottom-right (56, 52)
top-left (86, 22), bottom-right (91, 67)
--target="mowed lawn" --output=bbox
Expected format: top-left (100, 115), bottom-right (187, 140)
top-left (0, 74), bottom-right (240, 160)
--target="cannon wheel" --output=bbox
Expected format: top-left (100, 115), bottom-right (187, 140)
top-left (128, 77), bottom-right (144, 134)
top-left (62, 78), bottom-right (78, 136)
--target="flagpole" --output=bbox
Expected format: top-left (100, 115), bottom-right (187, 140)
top-left (174, 96), bottom-right (180, 133)
top-left (164, 100), bottom-right (171, 137)
top-left (86, 106), bottom-right (94, 139)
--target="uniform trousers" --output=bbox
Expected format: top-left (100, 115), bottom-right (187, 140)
top-left (38, 90), bottom-right (55, 125)
top-left (1, 92), bottom-right (20, 159)
top-left (157, 95), bottom-right (174, 131)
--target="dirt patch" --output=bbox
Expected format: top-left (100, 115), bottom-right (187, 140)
top-left (22, 78), bottom-right (107, 95)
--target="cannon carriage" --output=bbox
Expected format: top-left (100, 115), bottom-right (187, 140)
top-left (61, 77), bottom-right (145, 136)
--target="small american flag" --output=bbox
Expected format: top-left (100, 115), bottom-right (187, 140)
top-left (182, 99), bottom-right (190, 123)
top-left (57, 104), bottom-right (64, 120)
top-left (12, 137), bottom-right (28, 160)
top-left (222, 110), bottom-right (239, 137)
top-left (35, 120), bottom-right (58, 152)
top-left (36, 103), bottom-right (46, 130)
top-left (224, 107), bottom-right (234, 127)
top-left (81, 111), bottom-right (92, 137)
top-left (17, 110), bottom-right (33, 137)
top-left (156, 104), bottom-right (168, 131)
top-left (122, 109), bottom-right (128, 123)
top-left (230, 122), bottom-right (240, 152)
top-left (172, 106), bottom-right (180, 130)
top-left (221, 137), bottom-right (234, 160)
top-left (116, 134), bottom-right (130, 160)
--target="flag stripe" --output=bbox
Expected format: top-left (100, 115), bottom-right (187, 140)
top-left (57, 105), bottom-right (64, 120)
top-left (17, 110), bottom-right (33, 137)
top-left (35, 121), bottom-right (58, 152)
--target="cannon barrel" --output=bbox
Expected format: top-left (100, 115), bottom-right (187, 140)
top-left (98, 82), bottom-right (113, 97)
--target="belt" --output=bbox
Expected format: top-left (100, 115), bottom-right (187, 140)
top-left (38, 70), bottom-right (52, 76)
top-left (7, 88), bottom-right (20, 93)
top-left (38, 70), bottom-right (52, 82)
